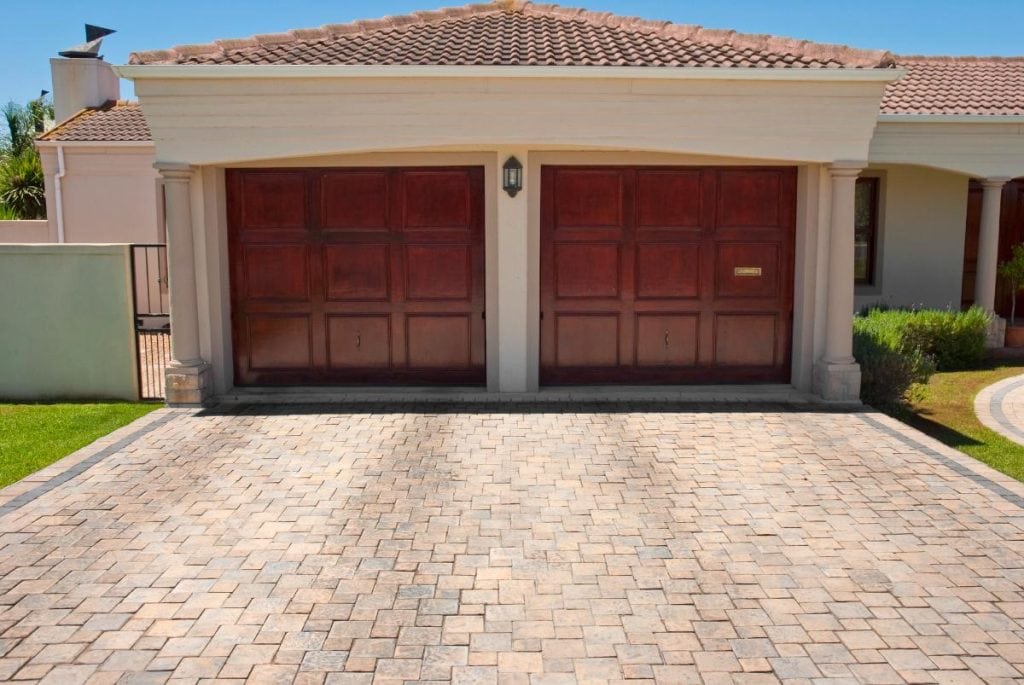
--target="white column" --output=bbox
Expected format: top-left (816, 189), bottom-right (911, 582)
top-left (156, 162), bottom-right (211, 404)
top-left (813, 162), bottom-right (863, 402)
top-left (496, 149), bottom-right (530, 393)
top-left (975, 178), bottom-right (1010, 347)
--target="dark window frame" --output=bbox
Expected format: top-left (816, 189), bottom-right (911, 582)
top-left (855, 176), bottom-right (880, 286)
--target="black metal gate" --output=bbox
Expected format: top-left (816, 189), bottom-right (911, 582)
top-left (130, 244), bottom-right (171, 400)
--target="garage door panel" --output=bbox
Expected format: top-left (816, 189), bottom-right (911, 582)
top-left (239, 172), bottom-right (307, 231)
top-left (636, 314), bottom-right (698, 366)
top-left (556, 315), bottom-right (619, 367)
top-left (320, 172), bottom-right (390, 230)
top-left (243, 245), bottom-right (309, 301)
top-left (403, 171), bottom-right (472, 229)
top-left (714, 314), bottom-right (778, 366)
top-left (554, 170), bottom-right (624, 228)
top-left (717, 170), bottom-right (783, 228)
top-left (247, 315), bottom-right (313, 370)
top-left (635, 243), bottom-right (700, 299)
top-left (327, 315), bottom-right (391, 369)
top-left (541, 165), bottom-right (793, 384)
top-left (324, 244), bottom-right (390, 301)
top-left (715, 243), bottom-right (781, 299)
top-left (406, 315), bottom-right (472, 368)
top-left (555, 243), bottom-right (620, 299)
top-left (636, 171), bottom-right (702, 229)
top-left (229, 167), bottom-right (484, 386)
top-left (405, 245), bottom-right (472, 301)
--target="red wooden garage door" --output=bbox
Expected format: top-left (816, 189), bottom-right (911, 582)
top-left (228, 167), bottom-right (485, 386)
top-left (540, 166), bottom-right (795, 384)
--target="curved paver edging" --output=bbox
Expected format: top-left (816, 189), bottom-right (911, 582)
top-left (975, 372), bottom-right (1024, 446)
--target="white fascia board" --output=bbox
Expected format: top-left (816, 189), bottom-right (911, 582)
top-left (877, 114), bottom-right (1024, 124)
top-left (114, 63), bottom-right (904, 84)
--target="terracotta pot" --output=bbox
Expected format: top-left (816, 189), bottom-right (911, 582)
top-left (1005, 325), bottom-right (1024, 348)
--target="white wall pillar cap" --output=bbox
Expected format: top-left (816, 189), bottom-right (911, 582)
top-left (155, 162), bottom-right (194, 180)
top-left (827, 161), bottom-right (866, 177)
top-left (981, 177), bottom-right (1012, 188)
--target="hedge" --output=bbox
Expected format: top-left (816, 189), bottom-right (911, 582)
top-left (853, 306), bottom-right (989, 408)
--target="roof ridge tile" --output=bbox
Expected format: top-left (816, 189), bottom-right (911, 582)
top-left (128, 1), bottom-right (896, 68)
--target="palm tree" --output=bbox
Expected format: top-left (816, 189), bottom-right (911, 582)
top-left (0, 96), bottom-right (51, 219)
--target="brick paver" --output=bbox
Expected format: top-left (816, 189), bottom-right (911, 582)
top-left (1, 403), bottom-right (1024, 684)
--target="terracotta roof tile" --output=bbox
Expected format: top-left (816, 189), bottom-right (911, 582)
top-left (129, 2), bottom-right (894, 69)
top-left (37, 101), bottom-right (151, 142)
top-left (884, 57), bottom-right (1024, 116)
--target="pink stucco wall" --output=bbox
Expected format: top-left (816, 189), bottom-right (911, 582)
top-left (38, 144), bottom-right (162, 244)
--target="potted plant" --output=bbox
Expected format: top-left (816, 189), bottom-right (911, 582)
top-left (998, 244), bottom-right (1024, 347)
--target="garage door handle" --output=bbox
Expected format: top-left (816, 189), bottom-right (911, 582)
top-left (665, 330), bottom-right (670, 347)
top-left (355, 334), bottom-right (361, 349)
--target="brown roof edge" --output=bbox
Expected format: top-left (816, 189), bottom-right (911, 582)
top-left (128, 0), bottom-right (896, 68)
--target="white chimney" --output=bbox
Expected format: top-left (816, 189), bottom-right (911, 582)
top-left (50, 57), bottom-right (121, 123)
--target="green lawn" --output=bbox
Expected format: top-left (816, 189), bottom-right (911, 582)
top-left (900, 358), bottom-right (1024, 482)
top-left (0, 403), bottom-right (159, 488)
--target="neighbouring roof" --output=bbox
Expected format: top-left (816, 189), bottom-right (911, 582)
top-left (128, 1), bottom-right (895, 69)
top-left (37, 101), bottom-right (151, 143)
top-left (883, 57), bottom-right (1024, 116)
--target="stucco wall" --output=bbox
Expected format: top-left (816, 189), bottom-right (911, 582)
top-left (855, 165), bottom-right (970, 312)
top-left (870, 120), bottom-right (1024, 178)
top-left (38, 145), bottom-right (162, 244)
top-left (133, 75), bottom-right (889, 165)
top-left (0, 220), bottom-right (53, 243)
top-left (0, 244), bottom-right (138, 400)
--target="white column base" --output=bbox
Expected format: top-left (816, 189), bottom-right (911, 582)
top-left (165, 362), bottom-right (213, 407)
top-left (812, 360), bottom-right (862, 404)
top-left (986, 315), bottom-right (1006, 349)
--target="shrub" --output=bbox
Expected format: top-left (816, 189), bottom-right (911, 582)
top-left (852, 306), bottom-right (989, 408)
top-left (900, 306), bottom-right (989, 371)
top-left (853, 311), bottom-right (935, 409)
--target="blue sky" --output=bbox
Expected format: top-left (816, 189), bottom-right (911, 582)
top-left (3, 0), bottom-right (1020, 105)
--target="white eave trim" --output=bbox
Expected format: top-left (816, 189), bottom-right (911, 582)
top-left (114, 63), bottom-right (904, 83)
top-left (878, 113), bottom-right (1024, 124)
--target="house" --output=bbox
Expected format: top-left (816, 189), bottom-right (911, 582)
top-left (34, 56), bottom-right (163, 245)
top-left (92, 1), bottom-right (1023, 405)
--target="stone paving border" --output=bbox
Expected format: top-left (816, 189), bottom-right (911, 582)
top-left (975, 372), bottom-right (1024, 446)
top-left (861, 411), bottom-right (1024, 509)
top-left (0, 408), bottom-right (183, 518)
top-left (218, 384), bottom-right (820, 405)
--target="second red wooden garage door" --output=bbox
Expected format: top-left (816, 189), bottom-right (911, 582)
top-left (228, 167), bottom-right (485, 386)
top-left (540, 166), bottom-right (796, 384)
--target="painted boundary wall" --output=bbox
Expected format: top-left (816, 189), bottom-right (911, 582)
top-left (0, 221), bottom-right (53, 244)
top-left (0, 244), bottom-right (138, 400)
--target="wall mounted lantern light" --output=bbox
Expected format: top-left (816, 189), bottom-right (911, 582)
top-left (502, 156), bottom-right (523, 197)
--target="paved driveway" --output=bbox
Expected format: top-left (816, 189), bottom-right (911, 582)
top-left (1, 404), bottom-right (1024, 684)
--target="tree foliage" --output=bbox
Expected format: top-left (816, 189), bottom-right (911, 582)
top-left (0, 95), bottom-right (51, 219)
top-left (998, 244), bottom-right (1024, 326)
